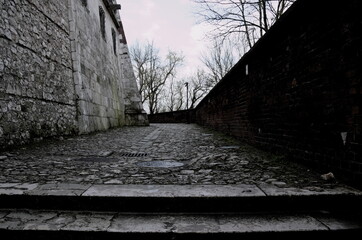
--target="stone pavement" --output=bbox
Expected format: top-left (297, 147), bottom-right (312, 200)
top-left (1, 124), bottom-right (362, 238)
top-left (0, 123), bottom-right (356, 189)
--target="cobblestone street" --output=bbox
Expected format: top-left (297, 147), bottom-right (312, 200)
top-left (1, 123), bottom-right (362, 237)
top-left (0, 124), bottom-right (347, 190)
top-left (1, 0), bottom-right (362, 236)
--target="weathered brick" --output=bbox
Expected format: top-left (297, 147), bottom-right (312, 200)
top-left (195, 0), bottom-right (362, 187)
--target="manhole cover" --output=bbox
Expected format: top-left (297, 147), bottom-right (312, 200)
top-left (120, 152), bottom-right (148, 157)
top-left (74, 157), bottom-right (119, 162)
top-left (137, 160), bottom-right (184, 168)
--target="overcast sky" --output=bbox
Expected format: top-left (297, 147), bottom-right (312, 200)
top-left (117, 0), bottom-right (211, 79)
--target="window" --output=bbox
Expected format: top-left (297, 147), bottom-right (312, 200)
top-left (99, 7), bottom-right (106, 41)
top-left (81, 0), bottom-right (87, 7)
top-left (112, 29), bottom-right (117, 55)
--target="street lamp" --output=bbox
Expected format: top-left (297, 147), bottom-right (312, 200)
top-left (184, 82), bottom-right (189, 110)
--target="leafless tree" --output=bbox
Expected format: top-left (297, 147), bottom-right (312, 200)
top-left (130, 41), bottom-right (150, 104)
top-left (162, 69), bottom-right (208, 112)
top-left (193, 0), bottom-right (295, 49)
top-left (201, 39), bottom-right (237, 88)
top-left (164, 80), bottom-right (185, 112)
top-left (187, 69), bottom-right (208, 109)
top-left (130, 42), bottom-right (184, 114)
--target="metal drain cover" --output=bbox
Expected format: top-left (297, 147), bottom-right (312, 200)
top-left (120, 152), bottom-right (148, 157)
top-left (137, 160), bottom-right (184, 168)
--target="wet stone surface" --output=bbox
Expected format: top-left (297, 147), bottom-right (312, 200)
top-left (137, 160), bottom-right (185, 168)
top-left (0, 124), bottom-right (348, 190)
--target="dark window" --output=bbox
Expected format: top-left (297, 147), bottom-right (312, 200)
top-left (99, 7), bottom-right (106, 41)
top-left (81, 0), bottom-right (87, 7)
top-left (112, 29), bottom-right (117, 55)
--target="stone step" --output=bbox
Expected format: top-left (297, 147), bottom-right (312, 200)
top-left (1, 183), bottom-right (362, 213)
top-left (1, 209), bottom-right (361, 239)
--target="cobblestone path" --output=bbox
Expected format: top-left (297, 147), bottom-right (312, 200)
top-left (0, 124), bottom-right (344, 190)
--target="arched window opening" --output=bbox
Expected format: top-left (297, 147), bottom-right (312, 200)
top-left (99, 7), bottom-right (106, 41)
top-left (81, 0), bottom-right (87, 8)
top-left (112, 29), bottom-right (117, 55)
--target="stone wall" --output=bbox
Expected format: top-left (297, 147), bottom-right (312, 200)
top-left (195, 0), bottom-right (362, 186)
top-left (0, 0), bottom-right (77, 147)
top-left (0, 0), bottom-right (148, 148)
top-left (118, 28), bottom-right (149, 126)
top-left (70, 0), bottom-right (127, 133)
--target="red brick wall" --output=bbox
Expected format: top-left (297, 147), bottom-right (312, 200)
top-left (195, 0), bottom-right (362, 187)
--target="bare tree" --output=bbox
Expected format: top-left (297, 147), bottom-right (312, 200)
top-left (187, 69), bottom-right (208, 109)
top-left (174, 81), bottom-right (186, 110)
top-left (164, 80), bottom-right (185, 112)
top-left (194, 0), bottom-right (295, 49)
top-left (201, 39), bottom-right (237, 88)
top-left (162, 69), bottom-right (208, 112)
top-left (130, 42), bottom-right (184, 114)
top-left (130, 41), bottom-right (150, 104)
top-left (165, 79), bottom-right (177, 112)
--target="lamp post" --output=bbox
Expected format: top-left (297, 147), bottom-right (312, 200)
top-left (184, 82), bottom-right (189, 123)
top-left (184, 82), bottom-right (189, 110)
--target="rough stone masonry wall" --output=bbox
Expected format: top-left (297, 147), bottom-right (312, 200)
top-left (0, 0), bottom-right (77, 147)
top-left (195, 0), bottom-right (362, 186)
top-left (0, 0), bottom-right (147, 148)
top-left (70, 0), bottom-right (127, 133)
top-left (118, 33), bottom-right (149, 126)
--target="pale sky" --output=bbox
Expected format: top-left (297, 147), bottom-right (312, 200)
top-left (117, 0), bottom-right (211, 79)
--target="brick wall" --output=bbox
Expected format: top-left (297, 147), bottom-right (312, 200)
top-left (195, 0), bottom-right (362, 187)
top-left (148, 110), bottom-right (195, 123)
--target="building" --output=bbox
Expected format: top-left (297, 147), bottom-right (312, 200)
top-left (0, 0), bottom-right (148, 148)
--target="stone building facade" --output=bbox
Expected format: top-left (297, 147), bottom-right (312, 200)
top-left (0, 0), bottom-right (148, 148)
